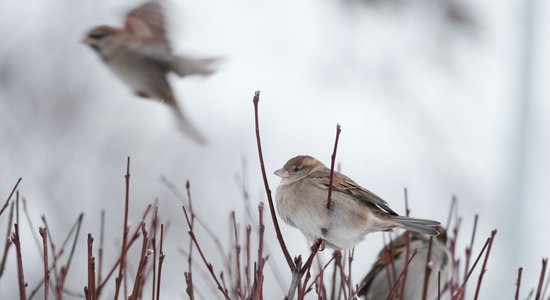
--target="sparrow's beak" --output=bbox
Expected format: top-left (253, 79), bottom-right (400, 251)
top-left (82, 37), bottom-right (96, 46)
top-left (274, 168), bottom-right (289, 178)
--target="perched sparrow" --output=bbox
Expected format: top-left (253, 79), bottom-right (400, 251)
top-left (274, 155), bottom-right (440, 250)
top-left (83, 1), bottom-right (217, 144)
top-left (358, 227), bottom-right (450, 300)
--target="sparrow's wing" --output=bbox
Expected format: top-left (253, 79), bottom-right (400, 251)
top-left (169, 56), bottom-right (219, 77)
top-left (311, 170), bottom-right (399, 216)
top-left (125, 1), bottom-right (168, 43)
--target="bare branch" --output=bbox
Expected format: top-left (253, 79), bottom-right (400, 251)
top-left (515, 267), bottom-right (523, 300)
top-left (0, 177), bottom-right (22, 216)
top-left (252, 90), bottom-right (295, 271)
top-left (0, 202), bottom-right (15, 277)
top-left (39, 227), bottom-right (50, 300)
top-left (13, 224), bottom-right (28, 300)
top-left (96, 210), bottom-right (105, 295)
top-left (535, 258), bottom-right (548, 300)
top-left (114, 157), bottom-right (131, 300)
top-left (57, 213), bottom-right (85, 297)
top-left (386, 249), bottom-right (419, 299)
top-left (462, 214), bottom-right (479, 299)
top-left (182, 203), bottom-right (231, 300)
top-left (422, 237), bottom-right (434, 300)
top-left (96, 205), bottom-right (152, 296)
top-left (129, 223), bottom-right (150, 300)
top-left (156, 224), bottom-right (165, 300)
top-left (473, 230), bottom-right (497, 300)
top-left (86, 234), bottom-right (96, 300)
top-left (326, 124), bottom-right (342, 210)
top-left (451, 230), bottom-right (495, 300)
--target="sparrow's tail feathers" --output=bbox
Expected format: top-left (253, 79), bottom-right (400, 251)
top-left (170, 56), bottom-right (220, 77)
top-left (392, 216), bottom-right (440, 236)
top-left (172, 109), bottom-right (207, 145)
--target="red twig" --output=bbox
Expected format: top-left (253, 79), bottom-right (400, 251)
top-left (220, 272), bottom-right (229, 297)
top-left (445, 195), bottom-right (457, 234)
top-left (298, 258), bottom-right (315, 299)
top-left (0, 202), bottom-right (15, 277)
top-left (305, 254), bottom-right (337, 294)
top-left (542, 262), bottom-right (550, 300)
top-left (285, 239), bottom-right (323, 300)
top-left (335, 250), bottom-right (348, 300)
top-left (231, 211), bottom-right (243, 298)
top-left (162, 177), bottom-right (233, 278)
top-left (386, 249), bottom-right (419, 299)
top-left (42, 215), bottom-right (61, 294)
top-left (285, 257), bottom-right (303, 300)
top-left (254, 202), bottom-right (267, 299)
top-left (462, 214), bottom-right (478, 299)
top-left (300, 241), bottom-right (323, 292)
top-left (400, 189), bottom-right (411, 300)
top-left (347, 248), bottom-right (355, 298)
top-left (515, 267), bottom-right (523, 300)
top-left (39, 227), bottom-right (49, 300)
top-left (13, 224), bottom-right (28, 300)
top-left (326, 124), bottom-right (342, 210)
top-left (245, 224), bottom-right (251, 297)
top-left (29, 213), bottom-right (84, 299)
top-left (382, 234), bottom-right (398, 291)
top-left (329, 251), bottom-right (339, 300)
top-left (156, 224), bottom-right (165, 300)
top-left (184, 180), bottom-right (196, 300)
top-left (114, 157), bottom-right (131, 300)
top-left (314, 257), bottom-right (327, 299)
top-left (16, 191), bottom-right (19, 227)
top-left (129, 223), bottom-right (150, 300)
top-left (422, 237), bottom-right (434, 300)
top-left (96, 205), bottom-right (152, 296)
top-left (473, 230), bottom-right (497, 300)
top-left (97, 210), bottom-right (105, 291)
top-left (451, 231), bottom-right (495, 300)
top-left (252, 90), bottom-right (295, 271)
top-left (22, 197), bottom-right (43, 256)
top-left (87, 234), bottom-right (96, 300)
top-left (151, 207), bottom-right (158, 300)
top-left (0, 177), bottom-right (22, 216)
top-left (535, 258), bottom-right (548, 300)
top-left (58, 213), bottom-right (84, 297)
top-left (182, 203), bottom-right (231, 300)
top-left (449, 216), bottom-right (462, 294)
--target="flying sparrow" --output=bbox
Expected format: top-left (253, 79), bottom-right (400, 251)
top-left (83, 1), bottom-right (217, 144)
top-left (274, 155), bottom-right (440, 250)
top-left (358, 227), bottom-right (450, 299)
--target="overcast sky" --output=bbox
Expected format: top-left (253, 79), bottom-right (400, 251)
top-left (0, 0), bottom-right (549, 298)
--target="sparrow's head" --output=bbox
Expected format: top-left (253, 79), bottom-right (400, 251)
top-left (274, 155), bottom-right (323, 182)
top-left (83, 26), bottom-right (121, 57)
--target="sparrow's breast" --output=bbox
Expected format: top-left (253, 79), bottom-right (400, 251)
top-left (275, 181), bottom-right (332, 240)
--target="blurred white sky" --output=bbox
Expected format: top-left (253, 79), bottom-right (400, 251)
top-left (0, 0), bottom-right (548, 298)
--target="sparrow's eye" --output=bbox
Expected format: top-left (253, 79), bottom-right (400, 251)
top-left (89, 31), bottom-right (106, 40)
top-left (293, 167), bottom-right (300, 172)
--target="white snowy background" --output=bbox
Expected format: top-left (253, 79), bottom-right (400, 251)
top-left (0, 0), bottom-right (548, 298)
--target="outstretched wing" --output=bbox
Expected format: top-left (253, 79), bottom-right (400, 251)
top-left (125, 1), bottom-right (168, 43)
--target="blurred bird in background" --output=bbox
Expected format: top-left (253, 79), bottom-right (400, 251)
top-left (83, 1), bottom-right (218, 144)
top-left (358, 226), bottom-right (450, 299)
